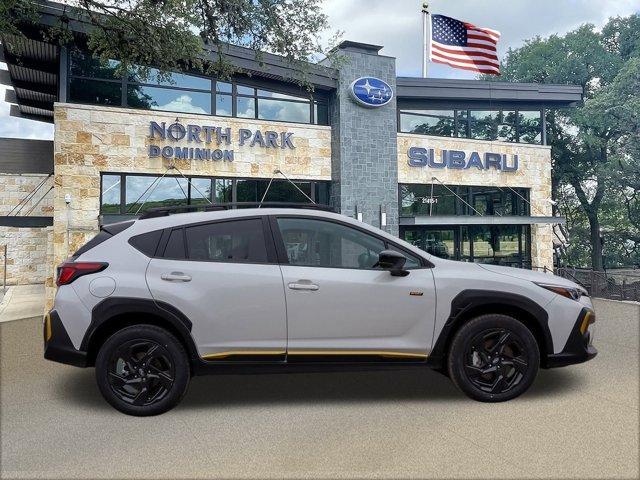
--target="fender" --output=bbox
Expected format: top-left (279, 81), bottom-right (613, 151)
top-left (427, 289), bottom-right (553, 369)
top-left (83, 297), bottom-right (198, 361)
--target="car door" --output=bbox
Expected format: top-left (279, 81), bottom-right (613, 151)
top-left (273, 216), bottom-right (437, 361)
top-left (146, 216), bottom-right (287, 362)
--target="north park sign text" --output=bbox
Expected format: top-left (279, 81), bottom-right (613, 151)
top-left (148, 121), bottom-right (295, 162)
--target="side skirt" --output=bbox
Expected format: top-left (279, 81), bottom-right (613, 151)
top-left (192, 360), bottom-right (431, 376)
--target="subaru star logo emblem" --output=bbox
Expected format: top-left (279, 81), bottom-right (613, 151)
top-left (349, 77), bottom-right (393, 108)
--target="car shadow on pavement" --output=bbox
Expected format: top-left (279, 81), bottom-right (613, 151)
top-left (58, 365), bottom-right (582, 411)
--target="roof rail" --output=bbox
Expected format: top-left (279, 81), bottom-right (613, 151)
top-left (138, 202), bottom-right (335, 219)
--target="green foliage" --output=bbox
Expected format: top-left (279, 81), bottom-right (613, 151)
top-left (2, 0), bottom-right (335, 89)
top-left (484, 15), bottom-right (640, 269)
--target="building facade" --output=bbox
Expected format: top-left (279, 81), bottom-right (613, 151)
top-left (0, 3), bottom-right (582, 308)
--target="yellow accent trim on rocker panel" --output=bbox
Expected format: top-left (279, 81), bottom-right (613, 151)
top-left (201, 350), bottom-right (286, 360)
top-left (287, 349), bottom-right (428, 359)
top-left (201, 349), bottom-right (428, 360)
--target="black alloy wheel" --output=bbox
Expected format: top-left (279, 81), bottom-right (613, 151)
top-left (108, 339), bottom-right (175, 406)
top-left (448, 314), bottom-right (540, 402)
top-left (96, 325), bottom-right (190, 416)
top-left (464, 328), bottom-right (528, 394)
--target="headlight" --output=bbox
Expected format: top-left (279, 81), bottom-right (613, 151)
top-left (535, 283), bottom-right (586, 301)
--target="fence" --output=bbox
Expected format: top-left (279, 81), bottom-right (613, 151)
top-left (537, 266), bottom-right (640, 301)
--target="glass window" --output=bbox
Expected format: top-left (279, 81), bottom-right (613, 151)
top-left (236, 97), bottom-right (255, 118)
top-left (237, 85), bottom-right (255, 95)
top-left (497, 111), bottom-right (517, 142)
top-left (185, 219), bottom-right (268, 263)
top-left (314, 102), bottom-right (329, 125)
top-left (258, 98), bottom-right (310, 123)
top-left (70, 78), bottom-right (122, 106)
top-left (128, 66), bottom-right (210, 90)
top-left (257, 89), bottom-right (306, 101)
top-left (314, 182), bottom-right (330, 205)
top-left (215, 93), bottom-right (232, 116)
top-left (258, 180), bottom-right (312, 203)
top-left (400, 184), bottom-right (529, 217)
top-left (125, 176), bottom-right (188, 213)
top-left (470, 225), bottom-right (523, 267)
top-left (402, 228), bottom-right (455, 260)
top-left (400, 110), bottom-right (455, 136)
top-left (189, 178), bottom-right (212, 205)
top-left (236, 179), bottom-right (258, 203)
top-left (70, 49), bottom-right (121, 79)
top-left (277, 217), bottom-right (386, 269)
top-left (400, 184), bottom-right (457, 217)
top-left (455, 110), bottom-right (469, 137)
top-left (101, 175), bottom-right (121, 213)
top-left (469, 110), bottom-right (497, 140)
top-left (127, 85), bottom-right (211, 114)
top-left (216, 81), bottom-right (232, 93)
top-left (214, 179), bottom-right (232, 203)
top-left (164, 229), bottom-right (186, 259)
top-left (518, 111), bottom-right (542, 144)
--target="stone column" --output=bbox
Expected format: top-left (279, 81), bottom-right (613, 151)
top-left (322, 42), bottom-right (399, 235)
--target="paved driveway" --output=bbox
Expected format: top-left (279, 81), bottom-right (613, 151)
top-left (1, 299), bottom-right (638, 479)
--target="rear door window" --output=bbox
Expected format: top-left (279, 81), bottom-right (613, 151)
top-left (185, 219), bottom-right (268, 263)
top-left (163, 228), bottom-right (186, 259)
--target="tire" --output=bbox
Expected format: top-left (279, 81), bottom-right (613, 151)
top-left (95, 325), bottom-right (190, 416)
top-left (447, 314), bottom-right (539, 402)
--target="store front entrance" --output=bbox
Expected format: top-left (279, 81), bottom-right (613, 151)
top-left (400, 224), bottom-right (531, 268)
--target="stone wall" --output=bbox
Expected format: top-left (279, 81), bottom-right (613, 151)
top-left (0, 173), bottom-right (53, 285)
top-left (46, 103), bottom-right (332, 308)
top-left (397, 134), bottom-right (554, 270)
top-left (325, 48), bottom-right (399, 235)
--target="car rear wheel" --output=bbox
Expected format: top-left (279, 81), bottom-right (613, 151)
top-left (448, 314), bottom-right (539, 402)
top-left (95, 325), bottom-right (190, 416)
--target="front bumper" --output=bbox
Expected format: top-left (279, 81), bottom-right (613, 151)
top-left (43, 310), bottom-right (88, 367)
top-left (545, 307), bottom-right (597, 368)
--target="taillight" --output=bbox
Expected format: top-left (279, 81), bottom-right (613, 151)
top-left (56, 262), bottom-right (108, 286)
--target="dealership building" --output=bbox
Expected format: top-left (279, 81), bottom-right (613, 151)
top-left (0, 2), bottom-right (582, 306)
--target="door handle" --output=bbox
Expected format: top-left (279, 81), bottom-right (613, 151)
top-left (288, 282), bottom-right (319, 291)
top-left (161, 272), bottom-right (192, 282)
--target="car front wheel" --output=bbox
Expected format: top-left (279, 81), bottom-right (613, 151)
top-left (448, 314), bottom-right (540, 402)
top-left (95, 325), bottom-right (190, 416)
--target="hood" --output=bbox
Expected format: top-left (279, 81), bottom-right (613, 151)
top-left (477, 263), bottom-right (582, 290)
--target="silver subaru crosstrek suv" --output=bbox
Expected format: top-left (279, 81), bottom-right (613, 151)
top-left (44, 205), bottom-right (597, 416)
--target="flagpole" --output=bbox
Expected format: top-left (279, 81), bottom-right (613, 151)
top-left (422, 2), bottom-right (430, 77)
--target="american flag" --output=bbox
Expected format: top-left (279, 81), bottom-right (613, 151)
top-left (429, 14), bottom-right (501, 75)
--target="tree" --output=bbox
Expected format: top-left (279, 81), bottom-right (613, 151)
top-left (486, 16), bottom-right (640, 270)
top-left (1, 0), bottom-right (334, 87)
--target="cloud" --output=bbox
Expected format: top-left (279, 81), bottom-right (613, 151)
top-left (155, 94), bottom-right (209, 114)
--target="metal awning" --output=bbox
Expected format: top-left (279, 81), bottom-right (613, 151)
top-left (400, 215), bottom-right (566, 226)
top-left (0, 34), bottom-right (59, 123)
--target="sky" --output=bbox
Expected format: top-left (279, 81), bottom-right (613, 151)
top-left (1, 0), bottom-right (639, 141)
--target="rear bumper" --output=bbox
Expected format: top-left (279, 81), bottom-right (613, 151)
top-left (544, 308), bottom-right (597, 368)
top-left (43, 310), bottom-right (88, 368)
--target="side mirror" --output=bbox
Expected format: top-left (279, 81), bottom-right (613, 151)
top-left (375, 250), bottom-right (410, 277)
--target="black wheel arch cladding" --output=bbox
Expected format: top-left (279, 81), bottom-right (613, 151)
top-left (428, 289), bottom-right (553, 369)
top-left (84, 297), bottom-right (199, 364)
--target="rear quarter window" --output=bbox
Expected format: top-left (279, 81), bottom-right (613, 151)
top-left (128, 229), bottom-right (163, 257)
